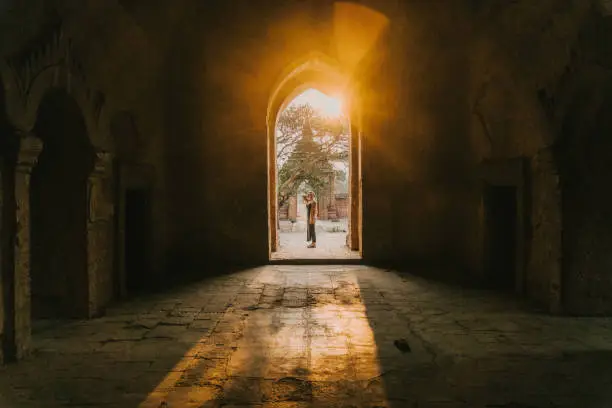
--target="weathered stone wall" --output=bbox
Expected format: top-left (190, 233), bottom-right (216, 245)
top-left (466, 0), bottom-right (591, 311)
top-left (354, 2), bottom-right (479, 271)
top-left (0, 80), bottom-right (8, 363)
top-left (162, 1), bottom-right (331, 270)
top-left (552, 10), bottom-right (612, 315)
top-left (464, 2), bottom-right (612, 314)
top-left (528, 150), bottom-right (562, 312)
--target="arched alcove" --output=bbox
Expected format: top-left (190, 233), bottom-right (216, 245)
top-left (30, 89), bottom-right (96, 318)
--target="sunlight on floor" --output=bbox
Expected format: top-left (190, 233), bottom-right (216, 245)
top-left (138, 269), bottom-right (383, 407)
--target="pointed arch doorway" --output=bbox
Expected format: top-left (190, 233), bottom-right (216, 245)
top-left (267, 57), bottom-right (362, 262)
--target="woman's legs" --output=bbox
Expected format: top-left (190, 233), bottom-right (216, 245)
top-left (307, 223), bottom-right (316, 247)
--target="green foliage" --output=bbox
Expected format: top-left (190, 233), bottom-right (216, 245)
top-left (276, 102), bottom-right (349, 200)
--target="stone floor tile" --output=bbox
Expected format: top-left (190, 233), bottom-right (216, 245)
top-left (262, 402), bottom-right (311, 408)
top-left (222, 376), bottom-right (264, 404)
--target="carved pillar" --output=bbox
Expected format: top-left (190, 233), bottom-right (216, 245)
top-left (12, 134), bottom-right (42, 359)
top-left (86, 151), bottom-right (114, 317)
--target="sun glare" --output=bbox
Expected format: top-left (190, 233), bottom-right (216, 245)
top-left (290, 88), bottom-right (344, 118)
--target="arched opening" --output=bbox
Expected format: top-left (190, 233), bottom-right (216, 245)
top-left (30, 89), bottom-right (95, 319)
top-left (273, 87), bottom-right (358, 260)
top-left (267, 56), bottom-right (362, 261)
top-left (266, 2), bottom-right (391, 261)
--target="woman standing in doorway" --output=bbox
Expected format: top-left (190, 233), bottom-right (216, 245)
top-left (304, 191), bottom-right (317, 248)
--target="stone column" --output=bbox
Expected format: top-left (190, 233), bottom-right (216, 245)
top-left (86, 151), bottom-right (114, 317)
top-left (327, 171), bottom-right (337, 220)
top-left (288, 195), bottom-right (297, 220)
top-left (349, 126), bottom-right (361, 251)
top-left (268, 125), bottom-right (278, 253)
top-left (13, 134), bottom-right (42, 359)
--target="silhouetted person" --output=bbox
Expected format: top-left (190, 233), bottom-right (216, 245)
top-left (303, 191), bottom-right (318, 248)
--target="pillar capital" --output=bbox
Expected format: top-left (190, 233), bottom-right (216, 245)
top-left (91, 151), bottom-right (112, 177)
top-left (16, 133), bottom-right (42, 173)
top-left (88, 151), bottom-right (114, 223)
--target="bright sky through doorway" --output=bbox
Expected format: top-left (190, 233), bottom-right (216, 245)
top-left (289, 88), bottom-right (344, 118)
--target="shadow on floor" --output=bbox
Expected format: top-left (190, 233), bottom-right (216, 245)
top-left (355, 271), bottom-right (612, 407)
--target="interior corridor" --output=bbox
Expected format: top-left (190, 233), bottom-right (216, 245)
top-left (1, 265), bottom-right (612, 408)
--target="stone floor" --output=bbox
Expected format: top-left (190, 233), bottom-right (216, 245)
top-left (2, 265), bottom-right (612, 407)
top-left (272, 231), bottom-right (361, 260)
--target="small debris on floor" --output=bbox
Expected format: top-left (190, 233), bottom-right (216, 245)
top-left (394, 338), bottom-right (411, 353)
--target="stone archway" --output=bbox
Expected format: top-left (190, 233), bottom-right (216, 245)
top-left (0, 23), bottom-right (116, 357)
top-left (267, 54), bottom-right (362, 257)
top-left (30, 89), bottom-right (96, 319)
